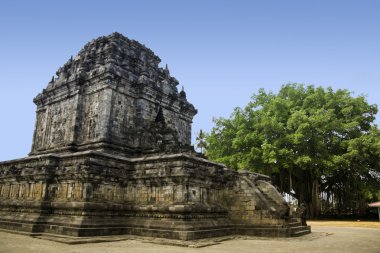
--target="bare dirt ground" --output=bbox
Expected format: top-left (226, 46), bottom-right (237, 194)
top-left (308, 220), bottom-right (380, 228)
top-left (1, 222), bottom-right (379, 253)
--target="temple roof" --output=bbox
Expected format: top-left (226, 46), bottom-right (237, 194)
top-left (44, 32), bottom-right (179, 91)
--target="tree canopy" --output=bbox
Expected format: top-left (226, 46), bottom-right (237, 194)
top-left (206, 84), bottom-right (380, 218)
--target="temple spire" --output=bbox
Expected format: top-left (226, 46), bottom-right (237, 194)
top-left (180, 85), bottom-right (186, 99)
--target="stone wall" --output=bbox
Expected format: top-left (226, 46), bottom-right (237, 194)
top-left (0, 151), bottom-right (296, 239)
top-left (31, 33), bottom-right (196, 156)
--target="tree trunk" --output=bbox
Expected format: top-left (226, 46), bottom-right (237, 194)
top-left (311, 179), bottom-right (320, 218)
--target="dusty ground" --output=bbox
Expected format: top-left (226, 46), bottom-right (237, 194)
top-left (0, 222), bottom-right (379, 253)
top-left (308, 220), bottom-right (380, 228)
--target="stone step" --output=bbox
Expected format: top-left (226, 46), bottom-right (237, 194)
top-left (291, 229), bottom-right (311, 237)
top-left (260, 192), bottom-right (283, 210)
top-left (290, 224), bottom-right (311, 237)
top-left (36, 234), bottom-right (132, 244)
top-left (289, 226), bottom-right (307, 233)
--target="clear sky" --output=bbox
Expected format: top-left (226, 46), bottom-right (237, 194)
top-left (0, 0), bottom-right (379, 160)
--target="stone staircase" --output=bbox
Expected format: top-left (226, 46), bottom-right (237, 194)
top-left (259, 191), bottom-right (286, 214)
top-left (288, 218), bottom-right (311, 237)
top-left (258, 191), bottom-right (311, 237)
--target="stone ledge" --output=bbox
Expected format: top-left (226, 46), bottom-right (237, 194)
top-left (0, 227), bottom-right (233, 247)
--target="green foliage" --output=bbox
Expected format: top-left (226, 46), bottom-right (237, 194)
top-left (206, 83), bottom-right (380, 217)
top-left (195, 129), bottom-right (207, 154)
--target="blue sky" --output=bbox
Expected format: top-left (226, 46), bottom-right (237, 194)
top-left (0, 0), bottom-right (379, 160)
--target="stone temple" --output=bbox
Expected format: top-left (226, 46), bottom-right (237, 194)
top-left (0, 33), bottom-right (310, 240)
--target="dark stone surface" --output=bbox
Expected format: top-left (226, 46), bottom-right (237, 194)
top-left (0, 33), bottom-right (310, 240)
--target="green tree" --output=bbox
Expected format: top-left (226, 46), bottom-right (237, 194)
top-left (206, 84), bottom-right (380, 218)
top-left (195, 129), bottom-right (207, 154)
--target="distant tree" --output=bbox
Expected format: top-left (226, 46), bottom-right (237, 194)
top-left (206, 84), bottom-right (380, 218)
top-left (195, 129), bottom-right (207, 154)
